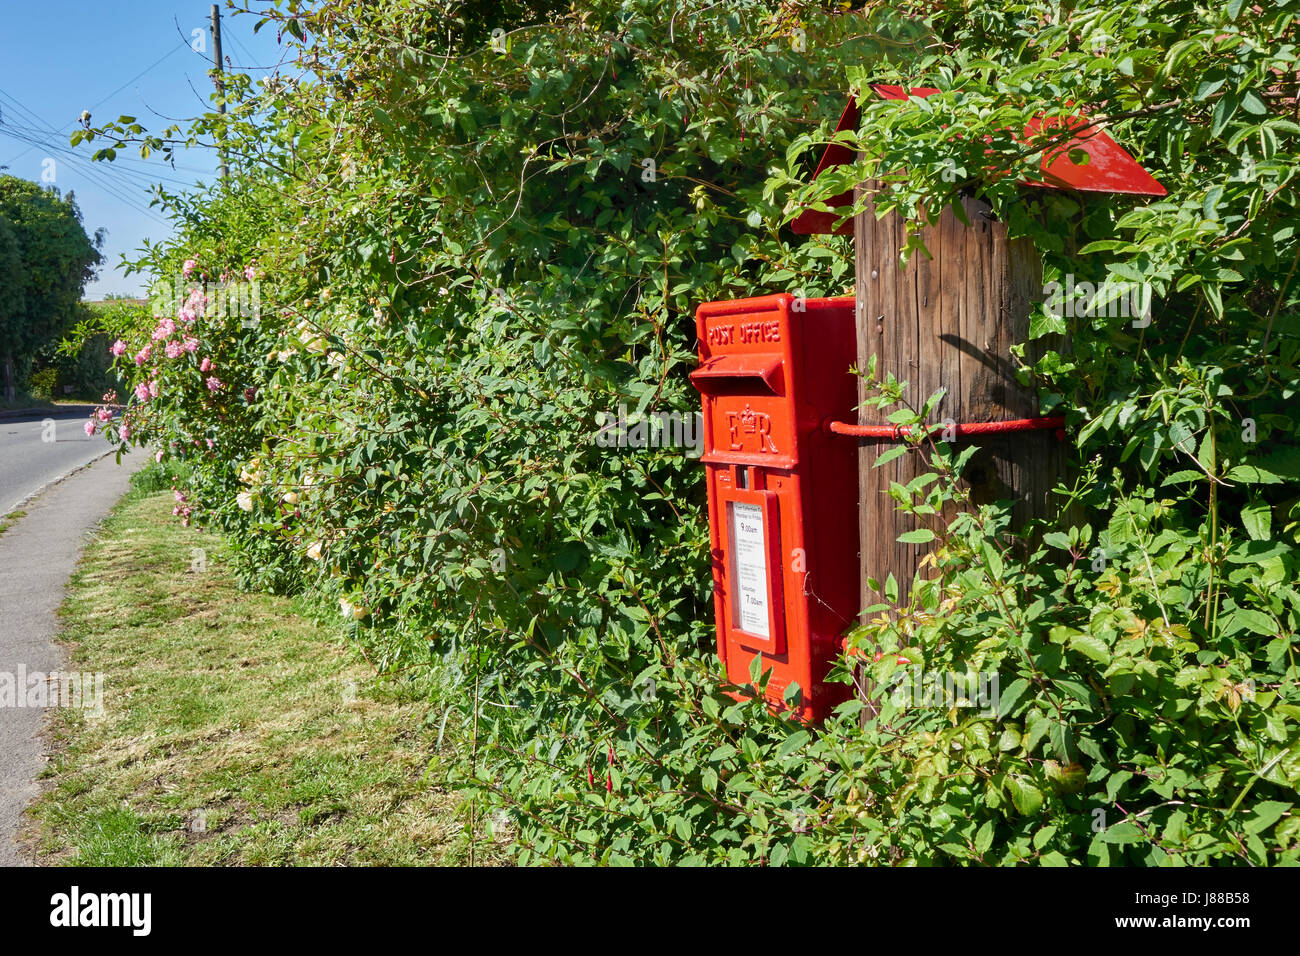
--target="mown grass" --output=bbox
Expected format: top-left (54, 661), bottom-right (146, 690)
top-left (26, 478), bottom-right (482, 866)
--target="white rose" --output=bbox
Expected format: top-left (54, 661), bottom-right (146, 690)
top-left (306, 540), bottom-right (322, 561)
top-left (236, 491), bottom-right (254, 512)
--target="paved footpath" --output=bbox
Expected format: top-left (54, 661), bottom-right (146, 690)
top-left (0, 453), bottom-right (144, 865)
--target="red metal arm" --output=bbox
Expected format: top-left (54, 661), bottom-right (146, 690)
top-left (827, 415), bottom-right (1066, 441)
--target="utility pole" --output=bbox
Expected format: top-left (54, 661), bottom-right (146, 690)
top-left (210, 4), bottom-right (228, 180)
top-left (852, 184), bottom-right (1063, 611)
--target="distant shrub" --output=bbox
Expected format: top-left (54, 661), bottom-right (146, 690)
top-left (26, 367), bottom-right (56, 400)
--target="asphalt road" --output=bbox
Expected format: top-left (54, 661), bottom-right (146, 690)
top-left (0, 407), bottom-right (117, 516)
top-left (0, 449), bottom-right (144, 865)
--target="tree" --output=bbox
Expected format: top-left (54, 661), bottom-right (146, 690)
top-left (0, 175), bottom-right (102, 400)
top-left (0, 214), bottom-right (23, 369)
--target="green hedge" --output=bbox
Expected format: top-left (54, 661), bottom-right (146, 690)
top-left (74, 0), bottom-right (1300, 864)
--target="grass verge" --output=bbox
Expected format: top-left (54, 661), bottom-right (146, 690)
top-left (0, 510), bottom-right (26, 538)
top-left (25, 478), bottom-right (476, 865)
top-left (0, 390), bottom-right (54, 412)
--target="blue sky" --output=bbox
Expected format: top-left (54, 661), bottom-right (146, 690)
top-left (0, 1), bottom-right (290, 298)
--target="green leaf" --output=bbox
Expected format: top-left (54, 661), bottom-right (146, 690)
top-left (974, 820), bottom-right (995, 855)
top-left (1100, 821), bottom-right (1143, 844)
top-left (1241, 500), bottom-right (1272, 541)
top-left (1042, 531), bottom-right (1072, 550)
top-left (1022, 710), bottom-right (1050, 755)
top-left (873, 444), bottom-right (909, 468)
top-left (777, 730), bottom-right (811, 759)
top-left (1241, 91), bottom-right (1268, 116)
top-left (1008, 777), bottom-right (1044, 816)
top-left (898, 528), bottom-right (936, 544)
top-left (1226, 464), bottom-right (1284, 485)
top-left (1069, 634), bottom-right (1111, 665)
top-left (998, 678), bottom-right (1030, 719)
top-left (1194, 78), bottom-right (1226, 101)
top-left (1225, 608), bottom-right (1276, 637)
top-left (1244, 801), bottom-right (1292, 835)
top-left (1226, 540), bottom-right (1290, 564)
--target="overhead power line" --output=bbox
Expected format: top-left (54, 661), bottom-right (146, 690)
top-left (0, 40), bottom-right (186, 170)
top-left (0, 89), bottom-right (173, 224)
top-left (0, 127), bottom-right (171, 225)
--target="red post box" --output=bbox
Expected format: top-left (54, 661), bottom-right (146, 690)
top-left (691, 293), bottom-right (859, 722)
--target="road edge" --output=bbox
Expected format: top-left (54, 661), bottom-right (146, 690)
top-left (3, 448), bottom-right (123, 520)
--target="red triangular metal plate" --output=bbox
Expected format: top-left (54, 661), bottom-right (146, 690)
top-left (790, 84), bottom-right (1164, 235)
top-left (790, 97), bottom-right (861, 235)
top-left (1026, 114), bottom-right (1167, 196)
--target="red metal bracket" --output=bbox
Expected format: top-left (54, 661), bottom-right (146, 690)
top-left (827, 415), bottom-right (1066, 441)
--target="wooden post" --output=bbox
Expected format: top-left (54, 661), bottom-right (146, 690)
top-left (853, 186), bottom-right (1066, 612)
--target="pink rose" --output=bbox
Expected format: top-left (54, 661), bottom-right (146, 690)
top-left (182, 259), bottom-right (197, 278)
top-left (134, 345), bottom-right (151, 365)
top-left (134, 382), bottom-right (150, 402)
top-left (119, 422), bottom-right (130, 440)
top-left (206, 376), bottom-right (222, 392)
top-left (200, 357), bottom-right (213, 373)
top-left (110, 339), bottom-right (126, 357)
top-left (149, 379), bottom-right (160, 398)
top-left (165, 341), bottom-right (184, 359)
top-left (83, 420), bottom-right (96, 437)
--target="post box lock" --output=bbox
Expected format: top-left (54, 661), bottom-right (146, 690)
top-left (692, 293), bottom-right (860, 722)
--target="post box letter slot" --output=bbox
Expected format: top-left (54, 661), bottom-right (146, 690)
top-left (689, 353), bottom-right (784, 395)
top-left (721, 488), bottom-right (786, 654)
